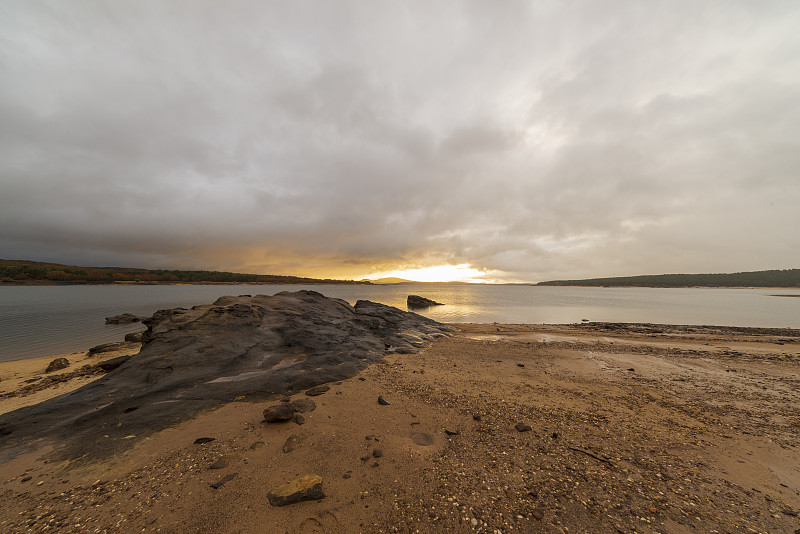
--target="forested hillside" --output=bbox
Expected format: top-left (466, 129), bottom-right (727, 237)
top-left (538, 269), bottom-right (800, 288)
top-left (0, 260), bottom-right (369, 285)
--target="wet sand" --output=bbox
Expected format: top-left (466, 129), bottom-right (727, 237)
top-left (1, 323), bottom-right (799, 533)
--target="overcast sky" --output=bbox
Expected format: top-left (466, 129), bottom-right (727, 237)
top-left (1, 1), bottom-right (799, 282)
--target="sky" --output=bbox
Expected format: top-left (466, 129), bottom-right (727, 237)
top-left (1, 1), bottom-right (799, 283)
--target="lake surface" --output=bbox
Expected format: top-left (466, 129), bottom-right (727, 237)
top-left (0, 284), bottom-right (798, 362)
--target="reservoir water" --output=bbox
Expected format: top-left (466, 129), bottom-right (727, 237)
top-left (0, 284), bottom-right (798, 362)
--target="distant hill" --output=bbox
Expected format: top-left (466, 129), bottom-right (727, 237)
top-left (537, 269), bottom-right (800, 288)
top-left (0, 259), bottom-right (371, 285)
top-left (368, 277), bottom-right (416, 284)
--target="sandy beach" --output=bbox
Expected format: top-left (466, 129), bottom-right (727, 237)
top-left (1, 323), bottom-right (799, 533)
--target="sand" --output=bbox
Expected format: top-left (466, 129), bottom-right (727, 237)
top-left (1, 323), bottom-right (799, 533)
top-left (0, 345), bottom-right (141, 416)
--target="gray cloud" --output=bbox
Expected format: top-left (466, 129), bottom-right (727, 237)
top-left (1, 0), bottom-right (799, 281)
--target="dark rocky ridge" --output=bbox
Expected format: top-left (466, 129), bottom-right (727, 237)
top-left (0, 291), bottom-right (452, 462)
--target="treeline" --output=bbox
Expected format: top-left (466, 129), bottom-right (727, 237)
top-left (537, 269), bottom-right (800, 288)
top-left (0, 259), bottom-right (370, 285)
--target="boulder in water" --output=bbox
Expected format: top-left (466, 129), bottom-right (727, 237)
top-left (407, 295), bottom-right (444, 308)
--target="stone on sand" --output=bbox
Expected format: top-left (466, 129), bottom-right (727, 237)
top-left (263, 403), bottom-right (296, 423)
top-left (268, 475), bottom-right (325, 506)
top-left (45, 358), bottom-right (70, 373)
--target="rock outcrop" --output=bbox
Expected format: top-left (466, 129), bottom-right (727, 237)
top-left (407, 295), bottom-right (444, 308)
top-left (0, 291), bottom-right (452, 461)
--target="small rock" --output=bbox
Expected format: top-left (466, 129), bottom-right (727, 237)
top-left (268, 475), bottom-right (325, 506)
top-left (532, 509), bottom-right (544, 520)
top-left (377, 395), bottom-right (390, 405)
top-left (294, 414), bottom-right (305, 425)
top-left (358, 377), bottom-right (366, 381)
top-left (305, 385), bottom-right (330, 396)
top-left (263, 404), bottom-right (296, 422)
top-left (782, 509), bottom-right (798, 517)
top-left (20, 476), bottom-right (32, 483)
top-left (472, 414), bottom-right (482, 421)
top-left (342, 473), bottom-right (351, 479)
top-left (291, 398), bottom-right (316, 413)
top-left (371, 462), bottom-right (379, 468)
top-left (517, 363), bottom-right (525, 367)
top-left (194, 437), bottom-right (215, 444)
top-left (627, 368), bottom-right (635, 372)
top-left (514, 423), bottom-right (532, 432)
top-left (372, 449), bottom-right (383, 458)
top-left (105, 313), bottom-right (145, 325)
top-left (444, 429), bottom-right (460, 436)
top-left (45, 358), bottom-right (70, 373)
top-left (283, 434), bottom-right (302, 453)
top-left (210, 455), bottom-right (234, 469)
top-left (210, 472), bottom-right (237, 489)
top-left (551, 432), bottom-right (559, 439)
top-left (249, 441), bottom-right (266, 450)
top-left (471, 518), bottom-right (478, 526)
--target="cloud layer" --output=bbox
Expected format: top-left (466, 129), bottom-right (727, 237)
top-left (2, 1), bottom-right (799, 281)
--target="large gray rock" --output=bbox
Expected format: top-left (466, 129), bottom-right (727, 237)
top-left (0, 291), bottom-right (452, 462)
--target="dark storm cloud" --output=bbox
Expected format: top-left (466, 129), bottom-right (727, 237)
top-left (1, 1), bottom-right (798, 281)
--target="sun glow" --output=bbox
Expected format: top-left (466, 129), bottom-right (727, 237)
top-left (366, 264), bottom-right (493, 283)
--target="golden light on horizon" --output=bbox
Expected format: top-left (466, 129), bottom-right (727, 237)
top-left (365, 264), bottom-right (494, 283)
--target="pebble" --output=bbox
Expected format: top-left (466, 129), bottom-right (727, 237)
top-left (305, 385), bottom-right (330, 396)
top-left (210, 472), bottom-right (238, 489)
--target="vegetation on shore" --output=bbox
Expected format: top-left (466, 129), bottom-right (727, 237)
top-left (0, 259), bottom-right (370, 285)
top-left (537, 268), bottom-right (800, 288)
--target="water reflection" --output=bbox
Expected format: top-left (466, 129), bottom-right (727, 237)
top-left (0, 284), bottom-right (798, 361)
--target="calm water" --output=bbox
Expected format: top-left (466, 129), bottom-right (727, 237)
top-left (0, 284), bottom-right (798, 362)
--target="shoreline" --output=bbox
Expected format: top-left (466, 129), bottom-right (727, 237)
top-left (3, 280), bottom-right (800, 289)
top-left (1, 323), bottom-right (799, 532)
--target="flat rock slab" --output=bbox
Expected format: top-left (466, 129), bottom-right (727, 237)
top-left (290, 398), bottom-right (316, 413)
top-left (0, 290), bottom-right (452, 462)
top-left (305, 385), bottom-right (330, 396)
top-left (268, 474), bottom-right (324, 506)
